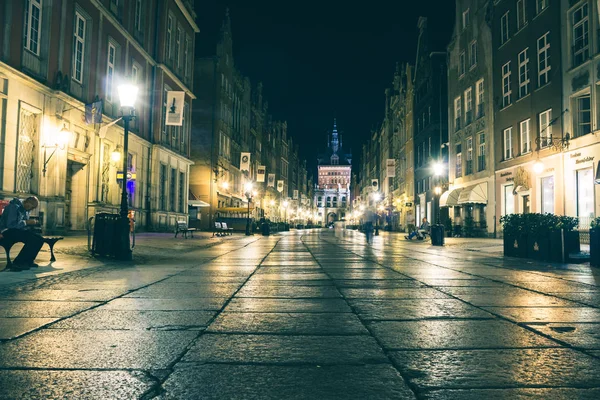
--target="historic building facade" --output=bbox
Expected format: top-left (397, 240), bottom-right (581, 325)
top-left (493, 0), bottom-right (565, 234)
top-left (446, 0), bottom-right (496, 236)
top-left (0, 0), bottom-right (198, 233)
top-left (315, 120), bottom-right (352, 225)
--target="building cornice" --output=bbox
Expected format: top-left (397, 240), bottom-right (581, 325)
top-left (175, 0), bottom-right (200, 33)
top-left (153, 144), bottom-right (194, 165)
top-left (90, 0), bottom-right (157, 67)
top-left (158, 64), bottom-right (196, 99)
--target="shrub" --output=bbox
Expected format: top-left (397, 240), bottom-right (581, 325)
top-left (591, 217), bottom-right (600, 230)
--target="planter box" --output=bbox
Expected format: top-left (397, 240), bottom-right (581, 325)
top-left (514, 235), bottom-right (528, 258)
top-left (547, 230), bottom-right (565, 263)
top-left (503, 234), bottom-right (517, 257)
top-left (527, 234), bottom-right (549, 261)
top-left (565, 230), bottom-right (581, 255)
top-left (591, 229), bottom-right (600, 267)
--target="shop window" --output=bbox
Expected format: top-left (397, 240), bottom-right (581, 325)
top-left (577, 168), bottom-right (594, 218)
top-left (504, 184), bottom-right (515, 215)
top-left (541, 176), bottom-right (554, 214)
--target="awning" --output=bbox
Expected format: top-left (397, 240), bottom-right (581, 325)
top-left (217, 207), bottom-right (255, 213)
top-left (439, 188), bottom-right (462, 207)
top-left (189, 200), bottom-right (210, 207)
top-left (458, 182), bottom-right (488, 204)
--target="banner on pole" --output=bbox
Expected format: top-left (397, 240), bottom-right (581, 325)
top-left (267, 174), bottom-right (275, 187)
top-left (240, 152), bottom-right (251, 172)
top-left (277, 180), bottom-right (284, 193)
top-left (371, 179), bottom-right (379, 192)
top-left (386, 159), bottom-right (396, 177)
top-left (257, 165), bottom-right (266, 182)
top-left (165, 91), bottom-right (185, 126)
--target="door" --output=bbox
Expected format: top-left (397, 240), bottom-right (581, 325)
top-left (65, 160), bottom-right (88, 230)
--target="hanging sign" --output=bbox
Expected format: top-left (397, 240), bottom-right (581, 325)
top-left (165, 91), bottom-right (185, 126)
top-left (386, 159), bottom-right (396, 177)
top-left (371, 179), bottom-right (379, 191)
top-left (267, 174), bottom-right (275, 187)
top-left (257, 165), bottom-right (266, 182)
top-left (277, 180), bottom-right (284, 193)
top-left (240, 152), bottom-right (251, 172)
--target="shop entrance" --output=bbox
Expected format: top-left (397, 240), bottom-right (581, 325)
top-left (65, 160), bottom-right (88, 231)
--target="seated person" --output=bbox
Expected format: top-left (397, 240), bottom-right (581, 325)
top-left (0, 196), bottom-right (43, 271)
top-left (405, 217), bottom-right (430, 240)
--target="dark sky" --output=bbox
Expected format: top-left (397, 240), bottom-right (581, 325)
top-left (194, 1), bottom-right (456, 174)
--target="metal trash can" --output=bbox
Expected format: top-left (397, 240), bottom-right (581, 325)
top-left (91, 213), bottom-right (122, 257)
top-left (261, 222), bottom-right (271, 236)
top-left (431, 224), bottom-right (445, 246)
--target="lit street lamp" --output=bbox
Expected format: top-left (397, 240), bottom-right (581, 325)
top-left (244, 182), bottom-right (254, 236)
top-left (373, 192), bottom-right (382, 236)
top-left (282, 200), bottom-right (289, 225)
top-left (116, 82), bottom-right (138, 260)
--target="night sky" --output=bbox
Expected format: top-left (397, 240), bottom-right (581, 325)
top-left (195, 1), bottom-right (456, 175)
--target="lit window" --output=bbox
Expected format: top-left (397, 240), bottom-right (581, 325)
top-left (538, 33), bottom-right (551, 86)
top-left (577, 168), bottom-right (594, 217)
top-left (504, 184), bottom-right (515, 215)
top-left (541, 176), bottom-right (554, 214)
top-left (72, 12), bottom-right (86, 83)
top-left (576, 94), bottom-right (591, 137)
top-left (24, 0), bottom-right (42, 55)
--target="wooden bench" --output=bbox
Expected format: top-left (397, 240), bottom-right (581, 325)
top-left (1, 235), bottom-right (64, 269)
top-left (174, 222), bottom-right (197, 239)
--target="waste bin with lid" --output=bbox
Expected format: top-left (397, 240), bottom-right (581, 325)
top-left (431, 224), bottom-right (445, 246)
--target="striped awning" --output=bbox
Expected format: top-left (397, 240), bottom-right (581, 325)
top-left (458, 182), bottom-right (488, 204)
top-left (439, 188), bottom-right (462, 207)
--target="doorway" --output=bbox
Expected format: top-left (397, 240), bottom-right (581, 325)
top-left (65, 160), bottom-right (88, 231)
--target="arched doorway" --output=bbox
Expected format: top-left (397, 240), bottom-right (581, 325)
top-left (327, 212), bottom-right (338, 225)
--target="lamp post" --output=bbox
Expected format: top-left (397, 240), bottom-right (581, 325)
top-left (244, 182), bottom-right (254, 236)
top-left (433, 162), bottom-right (444, 225)
top-left (282, 200), bottom-right (289, 225)
top-left (116, 82), bottom-right (138, 260)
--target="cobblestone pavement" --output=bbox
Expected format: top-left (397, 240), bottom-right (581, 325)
top-left (1, 229), bottom-right (600, 399)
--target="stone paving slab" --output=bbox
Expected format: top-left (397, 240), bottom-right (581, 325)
top-left (183, 334), bottom-right (387, 365)
top-left (256, 267), bottom-right (326, 274)
top-left (420, 388), bottom-right (600, 400)
top-left (99, 297), bottom-right (229, 311)
top-left (162, 275), bottom-right (248, 284)
top-left (124, 284), bottom-right (241, 298)
top-left (0, 289), bottom-right (127, 302)
top-left (224, 298), bottom-right (352, 313)
top-left (326, 270), bottom-right (407, 280)
top-left (0, 370), bottom-right (154, 400)
top-left (547, 292), bottom-right (600, 307)
top-left (0, 329), bottom-right (198, 369)
top-left (390, 348), bottom-right (600, 390)
top-left (369, 320), bottom-right (557, 350)
top-left (0, 317), bottom-right (57, 339)
top-left (333, 279), bottom-right (424, 288)
top-left (483, 307), bottom-right (600, 323)
top-left (452, 294), bottom-right (580, 307)
top-left (525, 323), bottom-right (600, 349)
top-left (507, 281), bottom-right (599, 292)
top-left (340, 288), bottom-right (450, 299)
top-left (236, 283), bottom-right (340, 297)
top-left (207, 312), bottom-right (368, 335)
top-left (0, 300), bottom-right (99, 318)
top-left (50, 309), bottom-right (215, 331)
top-left (418, 278), bottom-right (508, 287)
top-left (158, 364), bottom-right (415, 400)
top-left (247, 273), bottom-right (331, 281)
top-left (349, 299), bottom-right (494, 320)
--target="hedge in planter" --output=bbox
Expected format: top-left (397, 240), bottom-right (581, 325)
top-left (591, 218), bottom-right (600, 267)
top-left (500, 214), bottom-right (524, 258)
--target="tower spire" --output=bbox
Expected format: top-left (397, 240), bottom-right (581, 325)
top-left (331, 118), bottom-right (339, 153)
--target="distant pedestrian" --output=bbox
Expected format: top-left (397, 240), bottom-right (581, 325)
top-left (363, 208), bottom-right (376, 245)
top-left (0, 197), bottom-right (44, 271)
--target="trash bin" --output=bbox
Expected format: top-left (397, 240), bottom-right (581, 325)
top-left (431, 224), bottom-right (445, 246)
top-left (261, 222), bottom-right (271, 236)
top-left (91, 213), bottom-right (122, 257)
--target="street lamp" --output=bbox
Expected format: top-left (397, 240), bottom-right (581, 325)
top-left (282, 200), bottom-right (289, 224)
top-left (244, 182), bottom-right (254, 236)
top-left (372, 192), bottom-right (382, 236)
top-left (116, 81), bottom-right (138, 260)
top-left (434, 186), bottom-right (442, 224)
top-left (42, 123), bottom-right (71, 177)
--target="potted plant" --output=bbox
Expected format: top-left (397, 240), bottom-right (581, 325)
top-left (591, 217), bottom-right (600, 267)
top-left (525, 213), bottom-right (549, 261)
top-left (500, 213), bottom-right (523, 257)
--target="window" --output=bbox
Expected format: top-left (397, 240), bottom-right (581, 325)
top-left (539, 109), bottom-right (552, 148)
top-left (537, 0), bottom-right (548, 15)
top-left (517, 0), bottom-right (526, 30)
top-left (577, 168), bottom-right (594, 217)
top-left (503, 127), bottom-right (513, 159)
top-left (518, 49), bottom-right (529, 98)
top-left (134, 0), bottom-right (142, 32)
top-left (166, 15), bottom-right (173, 59)
top-left (72, 12), bottom-right (86, 83)
top-left (501, 12), bottom-right (510, 44)
top-left (538, 33), bottom-right (551, 86)
top-left (455, 144), bottom-right (462, 178)
top-left (476, 79), bottom-right (484, 118)
top-left (576, 94), bottom-right (591, 137)
top-left (132, 64), bottom-right (139, 85)
top-left (464, 88), bottom-right (473, 125)
top-left (478, 133), bottom-right (486, 172)
top-left (454, 97), bottom-right (462, 131)
top-left (179, 171), bottom-right (185, 213)
top-left (541, 176), bottom-right (554, 214)
top-left (106, 42), bottom-right (116, 102)
top-left (160, 165), bottom-right (167, 210)
top-left (16, 107), bottom-right (39, 194)
top-left (24, 0), bottom-right (42, 55)
top-left (520, 119), bottom-right (531, 154)
top-left (175, 27), bottom-right (182, 69)
top-left (184, 36), bottom-right (191, 80)
top-left (459, 51), bottom-right (466, 77)
top-left (170, 168), bottom-right (176, 211)
top-left (504, 184), bottom-right (515, 215)
top-left (466, 137), bottom-right (473, 175)
top-left (572, 4), bottom-right (589, 67)
top-left (470, 41), bottom-right (477, 67)
top-left (463, 9), bottom-right (470, 29)
top-left (502, 62), bottom-right (512, 108)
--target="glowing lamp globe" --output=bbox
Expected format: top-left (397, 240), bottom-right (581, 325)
top-left (118, 83), bottom-right (139, 109)
top-left (533, 161), bottom-right (544, 174)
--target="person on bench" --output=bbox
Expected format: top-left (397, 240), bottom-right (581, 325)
top-left (0, 196), bottom-right (43, 271)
